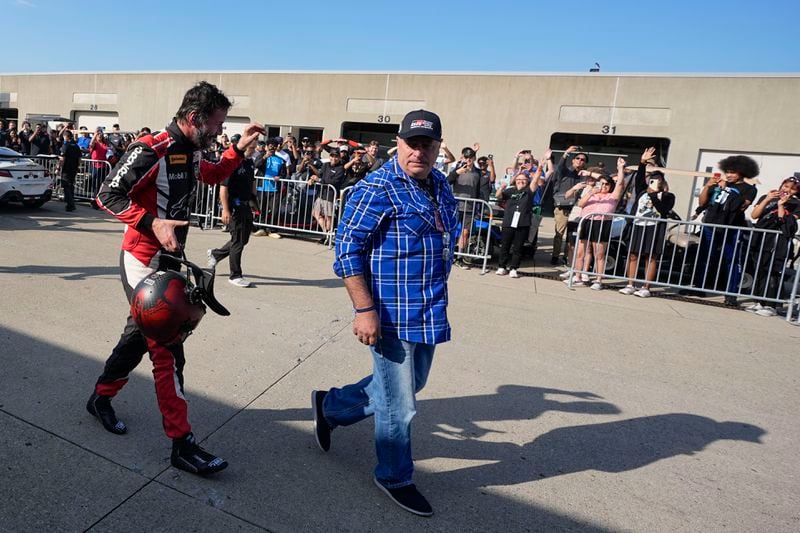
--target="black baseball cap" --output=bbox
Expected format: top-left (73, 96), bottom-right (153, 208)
top-left (398, 110), bottom-right (442, 141)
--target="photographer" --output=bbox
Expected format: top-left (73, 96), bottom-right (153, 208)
top-left (477, 155), bottom-right (496, 202)
top-left (746, 177), bottom-right (800, 316)
top-left (29, 123), bottom-right (51, 156)
top-left (18, 121), bottom-right (33, 154)
top-left (619, 147), bottom-right (676, 298)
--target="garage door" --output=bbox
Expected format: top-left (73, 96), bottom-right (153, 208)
top-left (73, 112), bottom-right (119, 132)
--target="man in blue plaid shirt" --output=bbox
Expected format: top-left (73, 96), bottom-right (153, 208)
top-left (312, 110), bottom-right (458, 517)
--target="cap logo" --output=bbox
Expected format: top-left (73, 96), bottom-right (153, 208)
top-left (410, 119), bottom-right (434, 131)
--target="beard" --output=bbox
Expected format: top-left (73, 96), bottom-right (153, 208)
top-left (192, 124), bottom-right (218, 149)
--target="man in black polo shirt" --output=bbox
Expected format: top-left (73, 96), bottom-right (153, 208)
top-left (58, 130), bottom-right (83, 211)
top-left (208, 135), bottom-right (258, 288)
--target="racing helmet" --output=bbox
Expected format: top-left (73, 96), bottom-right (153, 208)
top-left (131, 270), bottom-right (206, 344)
top-left (130, 255), bottom-right (230, 344)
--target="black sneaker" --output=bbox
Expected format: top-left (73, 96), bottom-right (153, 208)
top-left (86, 392), bottom-right (127, 435)
top-left (724, 296), bottom-right (739, 306)
top-left (550, 256), bottom-right (560, 266)
top-left (373, 478), bottom-right (433, 517)
top-left (171, 433), bottom-right (228, 476)
top-left (312, 390), bottom-right (332, 452)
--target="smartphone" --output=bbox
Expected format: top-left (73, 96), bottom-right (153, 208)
top-left (488, 154), bottom-right (493, 160)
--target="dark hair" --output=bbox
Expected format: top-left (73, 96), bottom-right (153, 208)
top-left (718, 155), bottom-right (759, 179)
top-left (598, 177), bottom-right (615, 192)
top-left (368, 140), bottom-right (380, 147)
top-left (140, 126), bottom-right (151, 134)
top-left (175, 81), bottom-right (232, 125)
top-left (63, 130), bottom-right (73, 140)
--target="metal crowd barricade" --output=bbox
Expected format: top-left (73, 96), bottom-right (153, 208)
top-left (336, 188), bottom-right (497, 273)
top-left (454, 197), bottom-right (496, 273)
top-left (244, 177), bottom-right (338, 242)
top-left (27, 154), bottom-right (114, 203)
top-left (566, 212), bottom-right (800, 322)
top-left (191, 182), bottom-right (220, 229)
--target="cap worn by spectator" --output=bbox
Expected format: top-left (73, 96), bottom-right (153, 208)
top-left (230, 134), bottom-right (242, 144)
top-left (272, 136), bottom-right (283, 145)
top-left (301, 136), bottom-right (310, 142)
top-left (398, 109), bottom-right (442, 141)
top-left (462, 148), bottom-right (477, 159)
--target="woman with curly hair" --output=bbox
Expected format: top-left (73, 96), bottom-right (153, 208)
top-left (691, 155), bottom-right (759, 304)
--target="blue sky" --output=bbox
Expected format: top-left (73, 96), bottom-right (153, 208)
top-left (2, 0), bottom-right (798, 73)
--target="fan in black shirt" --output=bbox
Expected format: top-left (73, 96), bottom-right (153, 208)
top-left (745, 177), bottom-right (800, 316)
top-left (692, 155), bottom-right (759, 304)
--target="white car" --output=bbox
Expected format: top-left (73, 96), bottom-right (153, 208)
top-left (0, 147), bottom-right (53, 208)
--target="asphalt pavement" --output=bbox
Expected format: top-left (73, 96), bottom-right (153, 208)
top-left (1, 201), bottom-right (798, 532)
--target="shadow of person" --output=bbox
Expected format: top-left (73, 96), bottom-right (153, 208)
top-left (419, 384), bottom-right (620, 441)
top-left (427, 412), bottom-right (765, 488)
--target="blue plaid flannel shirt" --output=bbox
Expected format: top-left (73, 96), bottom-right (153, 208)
top-left (334, 157), bottom-right (459, 344)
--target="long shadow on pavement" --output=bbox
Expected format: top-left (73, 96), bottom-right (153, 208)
top-left (0, 325), bottom-right (765, 532)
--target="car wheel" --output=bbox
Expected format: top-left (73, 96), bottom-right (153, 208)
top-left (739, 272), bottom-right (754, 291)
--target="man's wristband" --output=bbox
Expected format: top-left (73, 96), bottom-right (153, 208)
top-left (354, 305), bottom-right (376, 314)
top-left (232, 144), bottom-right (245, 157)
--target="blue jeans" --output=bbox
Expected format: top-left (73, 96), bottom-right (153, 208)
top-left (693, 227), bottom-right (743, 293)
top-left (323, 337), bottom-right (435, 488)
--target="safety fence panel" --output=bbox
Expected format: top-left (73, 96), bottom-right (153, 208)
top-left (191, 182), bottom-right (220, 230)
top-left (53, 158), bottom-right (113, 201)
top-left (452, 197), bottom-right (496, 273)
top-left (190, 177), bottom-right (340, 242)
top-left (567, 212), bottom-right (800, 322)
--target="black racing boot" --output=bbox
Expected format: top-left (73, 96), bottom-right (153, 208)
top-left (86, 392), bottom-right (128, 435)
top-left (171, 433), bottom-right (228, 476)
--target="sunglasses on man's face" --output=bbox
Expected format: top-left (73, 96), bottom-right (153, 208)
top-left (575, 157), bottom-right (587, 162)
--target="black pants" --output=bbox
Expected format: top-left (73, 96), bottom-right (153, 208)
top-left (211, 206), bottom-right (253, 279)
top-left (752, 234), bottom-right (791, 302)
top-left (498, 226), bottom-right (529, 270)
top-left (62, 171), bottom-right (76, 209)
top-left (94, 253), bottom-right (191, 438)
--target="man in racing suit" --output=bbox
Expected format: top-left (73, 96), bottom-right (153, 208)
top-left (87, 81), bottom-right (264, 476)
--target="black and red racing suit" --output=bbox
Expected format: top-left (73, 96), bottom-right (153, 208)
top-left (93, 120), bottom-right (243, 439)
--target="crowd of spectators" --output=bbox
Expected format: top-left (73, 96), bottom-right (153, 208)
top-left (2, 118), bottom-right (797, 317)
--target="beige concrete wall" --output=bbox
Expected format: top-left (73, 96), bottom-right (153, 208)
top-left (2, 71), bottom-right (798, 214)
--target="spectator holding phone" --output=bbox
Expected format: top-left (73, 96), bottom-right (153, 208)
top-left (619, 147), bottom-right (676, 298)
top-left (476, 155), bottom-right (496, 202)
top-left (746, 176), bottom-right (800, 316)
top-left (89, 128), bottom-right (109, 204)
top-left (29, 123), bottom-right (51, 156)
top-left (690, 155), bottom-right (759, 304)
top-left (576, 159), bottom-right (627, 290)
top-left (551, 146), bottom-right (588, 265)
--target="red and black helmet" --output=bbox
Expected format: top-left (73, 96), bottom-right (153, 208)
top-left (130, 256), bottom-right (230, 344)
